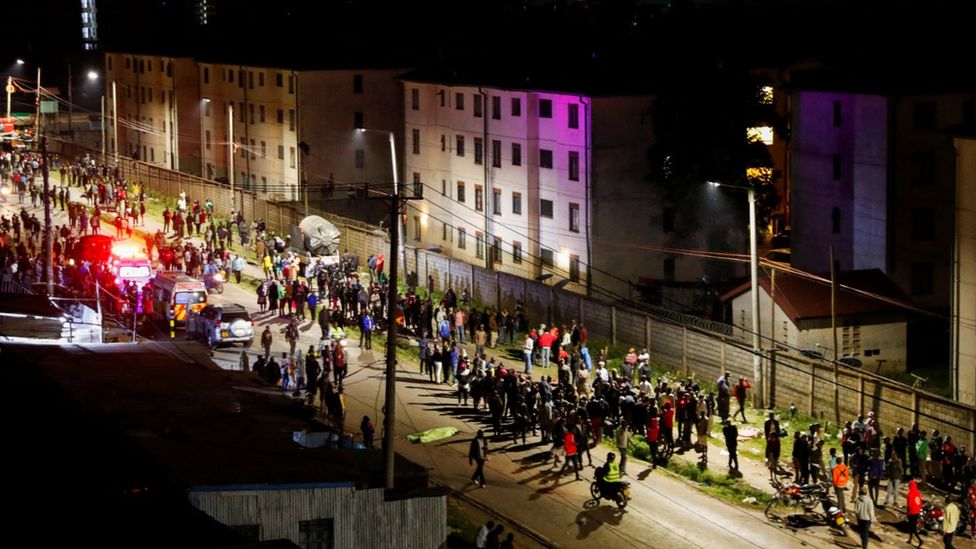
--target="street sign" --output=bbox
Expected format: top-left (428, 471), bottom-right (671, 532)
top-left (40, 100), bottom-right (59, 114)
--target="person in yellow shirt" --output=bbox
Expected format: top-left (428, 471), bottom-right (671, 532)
top-left (833, 456), bottom-right (850, 514)
top-left (262, 253), bottom-right (273, 279)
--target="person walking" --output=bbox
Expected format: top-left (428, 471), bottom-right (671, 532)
top-left (732, 377), bottom-right (750, 423)
top-left (560, 427), bottom-right (581, 480)
top-left (832, 456), bottom-right (850, 514)
top-left (469, 430), bottom-right (488, 487)
top-left (261, 326), bottom-right (273, 359)
top-left (943, 496), bottom-right (960, 549)
top-left (854, 487), bottom-right (875, 549)
top-left (906, 480), bottom-right (924, 546)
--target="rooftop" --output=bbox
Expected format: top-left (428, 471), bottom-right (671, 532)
top-left (721, 268), bottom-right (912, 323)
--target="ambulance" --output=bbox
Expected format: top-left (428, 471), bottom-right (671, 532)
top-left (149, 271), bottom-right (207, 326)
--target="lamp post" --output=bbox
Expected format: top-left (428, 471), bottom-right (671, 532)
top-left (708, 181), bottom-right (763, 408)
top-left (357, 128), bottom-right (405, 271)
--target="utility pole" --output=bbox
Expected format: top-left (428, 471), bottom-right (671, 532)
top-left (41, 137), bottom-right (53, 297)
top-left (68, 64), bottom-right (73, 141)
top-left (228, 103), bottom-right (235, 210)
top-left (830, 246), bottom-right (839, 425)
top-left (369, 182), bottom-right (421, 491)
top-left (34, 67), bottom-right (41, 140)
top-left (100, 95), bottom-right (106, 157)
top-left (112, 80), bottom-right (118, 165)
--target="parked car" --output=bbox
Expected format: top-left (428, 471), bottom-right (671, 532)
top-left (186, 303), bottom-right (254, 348)
top-left (763, 248), bottom-right (791, 269)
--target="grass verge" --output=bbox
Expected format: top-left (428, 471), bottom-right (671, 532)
top-left (663, 460), bottom-right (771, 506)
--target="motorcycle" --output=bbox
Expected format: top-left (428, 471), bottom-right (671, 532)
top-left (204, 272), bottom-right (224, 294)
top-left (920, 501), bottom-right (944, 532)
top-left (765, 480), bottom-right (828, 517)
top-left (818, 492), bottom-right (848, 536)
top-left (590, 467), bottom-right (630, 509)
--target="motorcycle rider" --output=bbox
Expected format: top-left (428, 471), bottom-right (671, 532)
top-left (599, 452), bottom-right (623, 499)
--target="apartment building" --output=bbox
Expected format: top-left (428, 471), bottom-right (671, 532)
top-left (104, 53), bottom-right (200, 172)
top-left (951, 129), bottom-right (976, 405)
top-left (107, 52), bottom-right (405, 205)
top-left (402, 78), bottom-right (595, 291)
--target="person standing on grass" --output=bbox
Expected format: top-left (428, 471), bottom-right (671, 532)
top-left (616, 421), bottom-right (630, 476)
top-left (469, 430), bottom-right (488, 487)
top-left (733, 377), bottom-right (750, 423)
top-left (854, 487), bottom-right (875, 549)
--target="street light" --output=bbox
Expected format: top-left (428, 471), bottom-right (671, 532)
top-left (356, 128), bottom-right (405, 270)
top-left (708, 180), bottom-right (763, 409)
top-left (87, 70), bottom-right (98, 81)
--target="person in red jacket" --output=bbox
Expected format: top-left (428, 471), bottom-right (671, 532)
top-left (647, 415), bottom-right (661, 467)
top-left (661, 402), bottom-right (675, 452)
top-left (906, 480), bottom-right (923, 546)
top-left (538, 328), bottom-right (554, 369)
top-left (559, 428), bottom-right (581, 480)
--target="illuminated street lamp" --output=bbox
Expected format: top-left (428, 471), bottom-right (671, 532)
top-left (708, 180), bottom-right (763, 408)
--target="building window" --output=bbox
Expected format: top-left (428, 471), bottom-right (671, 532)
top-left (412, 128), bottom-right (421, 155)
top-left (569, 203), bottom-right (580, 232)
top-left (354, 112), bottom-right (364, 130)
top-left (288, 75), bottom-right (295, 94)
top-left (476, 233), bottom-right (484, 259)
top-left (759, 85), bottom-right (774, 104)
top-left (832, 154), bottom-right (841, 180)
top-left (540, 199), bottom-right (553, 218)
top-left (455, 92), bottom-right (464, 110)
top-left (568, 151), bottom-right (579, 181)
top-left (441, 179), bottom-right (447, 196)
top-left (150, 148), bottom-right (155, 162)
top-left (911, 152), bottom-right (935, 186)
top-left (747, 126), bottom-right (774, 145)
top-left (413, 172), bottom-right (422, 197)
top-left (289, 146), bottom-right (296, 168)
top-left (439, 90), bottom-right (445, 107)
top-left (540, 149), bottom-right (553, 169)
top-left (512, 192), bottom-right (522, 215)
top-left (456, 135), bottom-right (465, 157)
top-left (261, 177), bottom-right (267, 192)
top-left (258, 72), bottom-right (264, 86)
top-left (457, 181), bottom-right (466, 203)
top-left (569, 254), bottom-right (580, 282)
top-left (411, 88), bottom-right (419, 110)
top-left (833, 101), bottom-right (842, 127)
top-left (512, 143), bottom-right (521, 166)
top-left (250, 139), bottom-right (256, 159)
top-left (353, 74), bottom-right (363, 94)
top-left (248, 71), bottom-right (254, 89)
top-left (662, 207), bottom-right (675, 233)
top-left (492, 189), bottom-right (502, 215)
top-left (298, 519), bottom-right (334, 549)
top-left (541, 248), bottom-right (554, 266)
top-left (414, 215), bottom-right (421, 241)
top-left (458, 228), bottom-right (466, 249)
top-left (474, 138), bottom-right (483, 165)
top-left (204, 100), bottom-right (212, 117)
top-left (278, 145), bottom-right (284, 159)
top-left (512, 241), bottom-right (523, 263)
top-left (475, 185), bottom-right (483, 212)
top-left (276, 72), bottom-right (283, 87)
top-left (492, 140), bottom-right (501, 168)
top-left (492, 237), bottom-right (502, 264)
top-left (832, 207), bottom-right (841, 234)
top-left (203, 67), bottom-right (209, 83)
top-left (511, 97), bottom-right (521, 117)
top-left (355, 149), bottom-right (364, 168)
top-left (289, 109), bottom-right (296, 131)
top-left (474, 94), bottom-right (483, 117)
top-left (492, 96), bottom-right (501, 120)
top-left (912, 208), bottom-right (934, 240)
top-left (913, 101), bottom-right (936, 129)
top-left (911, 263), bottom-right (934, 295)
top-left (568, 103), bottom-right (579, 129)
top-left (205, 130), bottom-right (211, 150)
top-left (277, 109), bottom-right (284, 124)
top-left (440, 134), bottom-right (446, 152)
top-left (260, 140), bottom-right (266, 157)
top-left (539, 98), bottom-right (552, 118)
top-left (442, 223), bottom-right (448, 241)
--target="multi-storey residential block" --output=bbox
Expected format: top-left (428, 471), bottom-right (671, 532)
top-left (106, 52), bottom-right (404, 205)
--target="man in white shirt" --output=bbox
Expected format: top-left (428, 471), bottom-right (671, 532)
top-left (475, 520), bottom-right (494, 549)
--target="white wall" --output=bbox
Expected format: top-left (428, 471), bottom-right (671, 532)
top-left (953, 136), bottom-right (976, 405)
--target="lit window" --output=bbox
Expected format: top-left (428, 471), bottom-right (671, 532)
top-left (759, 86), bottom-right (774, 104)
top-left (746, 166), bottom-right (773, 184)
top-left (747, 126), bottom-right (774, 145)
